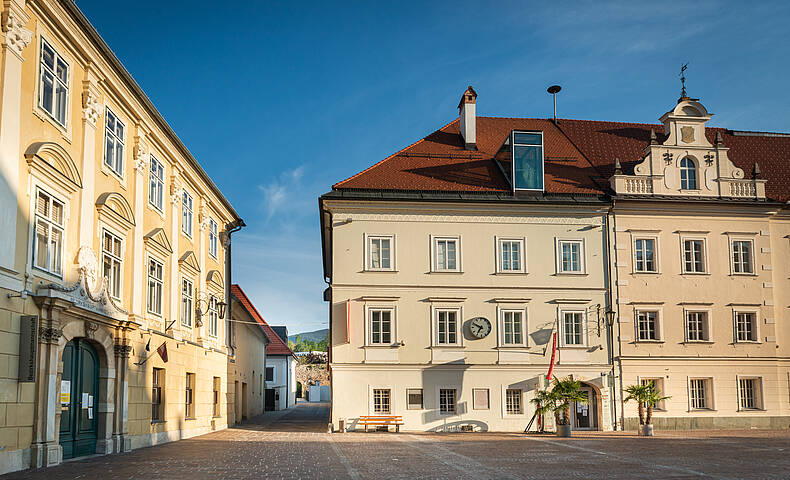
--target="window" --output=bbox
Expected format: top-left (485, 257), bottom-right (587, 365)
top-left (636, 311), bottom-right (659, 341)
top-left (512, 131), bottom-right (544, 190)
top-left (185, 373), bottom-right (195, 418)
top-left (735, 312), bottom-right (757, 342)
top-left (685, 311), bottom-right (710, 342)
top-left (501, 310), bottom-right (525, 346)
top-left (732, 240), bottom-right (754, 274)
top-left (213, 376), bottom-right (221, 417)
top-left (208, 295), bottom-right (219, 337)
top-left (369, 308), bottom-right (392, 345)
top-left (498, 238), bottom-right (524, 273)
top-left (738, 378), bottom-right (762, 410)
top-left (259, 374), bottom-right (262, 395)
top-left (433, 237), bottom-right (459, 271)
top-left (406, 389), bottom-right (423, 410)
top-left (561, 311), bottom-right (585, 346)
top-left (104, 108), bottom-right (125, 176)
top-left (265, 367), bottom-right (274, 382)
top-left (39, 39), bottom-right (69, 127)
top-left (634, 238), bottom-right (656, 272)
top-left (209, 218), bottom-right (218, 258)
top-left (373, 389), bottom-right (391, 414)
top-left (181, 278), bottom-right (193, 327)
top-left (149, 156), bottom-right (164, 211)
top-left (680, 157), bottom-right (697, 190)
top-left (689, 378), bottom-right (711, 410)
top-left (367, 235), bottom-right (393, 270)
top-left (102, 230), bottom-right (123, 300)
top-left (558, 240), bottom-right (584, 273)
top-left (640, 378), bottom-right (665, 410)
top-left (473, 388), bottom-right (489, 410)
top-left (435, 309), bottom-right (459, 345)
top-left (439, 388), bottom-right (457, 414)
top-left (147, 258), bottom-right (164, 316)
top-left (152, 368), bottom-right (164, 421)
top-left (182, 191), bottom-right (193, 237)
top-left (682, 239), bottom-right (706, 273)
top-left (506, 389), bottom-right (523, 415)
top-left (32, 190), bottom-right (64, 276)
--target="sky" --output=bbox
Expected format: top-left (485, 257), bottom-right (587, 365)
top-left (76, 0), bottom-right (790, 335)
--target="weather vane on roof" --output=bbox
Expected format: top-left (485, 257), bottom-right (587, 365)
top-left (679, 63), bottom-right (688, 98)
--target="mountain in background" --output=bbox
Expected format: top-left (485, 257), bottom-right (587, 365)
top-left (288, 328), bottom-right (328, 343)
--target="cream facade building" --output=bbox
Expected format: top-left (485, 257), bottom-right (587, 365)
top-left (0, 0), bottom-right (263, 475)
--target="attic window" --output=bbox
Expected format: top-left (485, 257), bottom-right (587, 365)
top-left (511, 131), bottom-right (544, 191)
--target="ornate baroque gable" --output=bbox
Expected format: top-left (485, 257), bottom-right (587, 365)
top-left (143, 228), bottom-right (173, 256)
top-left (179, 250), bottom-right (201, 275)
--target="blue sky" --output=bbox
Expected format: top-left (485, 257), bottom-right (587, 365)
top-left (76, 0), bottom-right (790, 335)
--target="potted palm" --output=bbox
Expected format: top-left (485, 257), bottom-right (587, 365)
top-left (532, 377), bottom-right (587, 437)
top-left (624, 381), bottom-right (670, 436)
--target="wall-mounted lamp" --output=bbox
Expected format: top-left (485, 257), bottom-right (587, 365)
top-left (195, 292), bottom-right (227, 327)
top-left (605, 309), bottom-right (616, 326)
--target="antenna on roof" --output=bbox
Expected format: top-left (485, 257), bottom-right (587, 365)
top-left (547, 85), bottom-right (561, 124)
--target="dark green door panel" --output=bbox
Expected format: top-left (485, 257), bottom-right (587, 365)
top-left (59, 338), bottom-right (99, 459)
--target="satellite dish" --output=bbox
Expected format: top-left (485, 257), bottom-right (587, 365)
top-left (547, 85), bottom-right (562, 94)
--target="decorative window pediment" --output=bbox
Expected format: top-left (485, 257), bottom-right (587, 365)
top-left (25, 142), bottom-right (82, 193)
top-left (179, 250), bottom-right (200, 275)
top-left (143, 228), bottom-right (173, 256)
top-left (96, 192), bottom-right (134, 231)
top-left (206, 269), bottom-right (224, 290)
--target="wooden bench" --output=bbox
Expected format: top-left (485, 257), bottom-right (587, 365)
top-left (359, 415), bottom-right (404, 432)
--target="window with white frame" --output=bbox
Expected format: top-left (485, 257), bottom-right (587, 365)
top-left (735, 312), bottom-right (757, 342)
top-left (182, 191), bottom-right (193, 237)
top-left (433, 237), bottom-right (459, 271)
top-left (738, 378), bottom-right (762, 410)
top-left (435, 308), bottom-right (459, 345)
top-left (636, 311), bottom-right (659, 341)
top-left (406, 389), bottom-right (423, 410)
top-left (209, 218), bottom-right (218, 258)
top-left (473, 388), bottom-right (489, 410)
top-left (689, 378), bottom-right (711, 410)
top-left (373, 389), bottom-right (391, 414)
top-left (104, 108), bottom-right (125, 176)
top-left (369, 308), bottom-right (393, 345)
top-left (685, 311), bottom-right (710, 342)
top-left (181, 277), bottom-right (193, 327)
top-left (366, 235), bottom-right (393, 270)
top-left (102, 230), bottom-right (123, 300)
top-left (634, 238), bottom-right (656, 272)
top-left (439, 388), bottom-right (457, 414)
top-left (561, 310), bottom-right (585, 346)
top-left (505, 389), bottom-right (523, 415)
top-left (39, 38), bottom-right (69, 127)
top-left (640, 378), bottom-right (665, 410)
top-left (208, 295), bottom-right (219, 337)
top-left (501, 310), bottom-right (525, 346)
top-left (558, 240), bottom-right (584, 273)
top-left (680, 157), bottom-right (698, 190)
top-left (731, 240), bottom-right (754, 274)
top-left (147, 257), bottom-right (164, 316)
top-left (498, 238), bottom-right (525, 272)
top-left (682, 239), bottom-right (706, 273)
top-left (32, 189), bottom-right (64, 276)
top-left (149, 156), bottom-right (164, 211)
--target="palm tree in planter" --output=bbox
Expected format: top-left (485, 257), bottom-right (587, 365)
top-left (532, 377), bottom-right (588, 437)
top-left (624, 381), bottom-right (670, 436)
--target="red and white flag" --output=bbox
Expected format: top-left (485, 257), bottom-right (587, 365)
top-left (156, 342), bottom-right (168, 363)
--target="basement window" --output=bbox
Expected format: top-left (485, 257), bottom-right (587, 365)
top-left (512, 131), bottom-right (544, 191)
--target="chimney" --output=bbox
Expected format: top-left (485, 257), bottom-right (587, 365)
top-left (458, 86), bottom-right (477, 150)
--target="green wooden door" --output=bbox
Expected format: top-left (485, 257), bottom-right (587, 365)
top-left (59, 338), bottom-right (99, 459)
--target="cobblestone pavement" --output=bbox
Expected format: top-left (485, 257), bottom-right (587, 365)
top-left (5, 402), bottom-right (790, 479)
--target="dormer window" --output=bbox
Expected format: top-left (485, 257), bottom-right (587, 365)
top-left (680, 157), bottom-right (698, 190)
top-left (512, 132), bottom-right (544, 191)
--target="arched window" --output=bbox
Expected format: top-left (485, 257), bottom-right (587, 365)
top-left (680, 157), bottom-right (697, 190)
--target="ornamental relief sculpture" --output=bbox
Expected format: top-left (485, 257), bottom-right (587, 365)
top-left (1, 10), bottom-right (33, 58)
top-left (82, 91), bottom-right (102, 126)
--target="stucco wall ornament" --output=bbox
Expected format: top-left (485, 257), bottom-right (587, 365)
top-left (680, 126), bottom-right (695, 143)
top-left (662, 152), bottom-right (673, 165)
top-left (81, 91), bottom-right (101, 126)
top-left (114, 341), bottom-right (132, 357)
top-left (1, 11), bottom-right (33, 58)
top-left (39, 326), bottom-right (62, 343)
top-left (85, 320), bottom-right (99, 338)
top-left (39, 268), bottom-right (129, 321)
top-left (77, 246), bottom-right (100, 294)
top-left (133, 142), bottom-right (148, 173)
top-left (704, 153), bottom-right (714, 166)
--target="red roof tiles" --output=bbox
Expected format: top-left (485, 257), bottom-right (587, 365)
top-left (231, 284), bottom-right (294, 357)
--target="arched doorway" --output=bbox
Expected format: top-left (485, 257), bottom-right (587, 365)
top-left (59, 338), bottom-right (99, 459)
top-left (571, 382), bottom-right (599, 430)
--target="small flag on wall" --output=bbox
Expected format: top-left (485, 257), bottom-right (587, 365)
top-left (156, 342), bottom-right (168, 363)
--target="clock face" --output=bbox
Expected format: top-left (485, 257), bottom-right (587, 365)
top-left (469, 317), bottom-right (492, 339)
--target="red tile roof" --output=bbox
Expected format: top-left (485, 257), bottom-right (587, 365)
top-left (334, 116), bottom-right (790, 202)
top-left (231, 284), bottom-right (294, 357)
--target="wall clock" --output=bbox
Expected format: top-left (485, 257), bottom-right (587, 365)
top-left (469, 317), bottom-right (491, 339)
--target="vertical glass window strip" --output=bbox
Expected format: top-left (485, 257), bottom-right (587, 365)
top-left (147, 258), bottom-right (163, 315)
top-left (439, 388), bottom-right (456, 414)
top-left (634, 239), bottom-right (655, 272)
top-left (680, 157), bottom-right (697, 190)
top-left (373, 389), bottom-right (391, 414)
top-left (32, 190), bottom-right (64, 276)
top-left (181, 278), bottom-right (193, 327)
top-left (182, 191), bottom-right (193, 237)
top-left (209, 219), bottom-right (218, 258)
top-left (435, 239), bottom-right (457, 270)
top-left (500, 240), bottom-right (522, 271)
top-left (102, 230), bottom-right (122, 300)
top-left (149, 156), bottom-right (164, 210)
top-left (683, 240), bottom-right (705, 273)
top-left (437, 310), bottom-right (457, 345)
top-left (560, 241), bottom-right (582, 272)
top-left (185, 373), bottom-right (194, 418)
top-left (686, 312), bottom-right (707, 341)
top-left (563, 312), bottom-right (584, 345)
top-left (370, 309), bottom-right (392, 344)
top-left (739, 378), bottom-right (757, 409)
top-left (512, 132), bottom-right (544, 190)
top-left (506, 389), bottom-right (523, 414)
top-left (104, 109), bottom-right (125, 175)
top-left (732, 241), bottom-right (753, 274)
top-left (637, 311), bottom-right (658, 341)
top-left (208, 295), bottom-right (218, 337)
top-left (39, 39), bottom-right (69, 126)
top-left (503, 311), bottom-right (523, 345)
top-left (736, 312), bottom-right (756, 341)
top-left (690, 379), bottom-right (707, 409)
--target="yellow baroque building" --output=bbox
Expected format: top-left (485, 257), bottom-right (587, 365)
top-left (0, 0), bottom-right (262, 474)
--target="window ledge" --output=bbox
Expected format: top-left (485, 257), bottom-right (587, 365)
top-left (363, 344), bottom-right (401, 349)
top-left (430, 345), bottom-right (465, 349)
top-left (730, 273), bottom-right (758, 277)
top-left (494, 271), bottom-right (528, 275)
top-left (737, 408), bottom-right (766, 412)
top-left (681, 272), bottom-right (710, 276)
top-left (496, 345), bottom-right (529, 350)
top-left (689, 408), bottom-right (716, 412)
top-left (733, 341), bottom-right (761, 345)
top-left (682, 341), bottom-right (714, 344)
top-left (363, 269), bottom-right (398, 273)
top-left (632, 271), bottom-right (660, 275)
top-left (151, 420), bottom-right (166, 425)
top-left (429, 270), bottom-right (464, 274)
top-left (555, 272), bottom-right (588, 276)
top-left (185, 417), bottom-right (197, 421)
top-left (147, 202), bottom-right (166, 219)
top-left (635, 340), bottom-right (664, 344)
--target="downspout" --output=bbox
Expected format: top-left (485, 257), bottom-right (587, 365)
top-left (319, 197), bottom-right (333, 426)
top-left (224, 219), bottom-right (245, 355)
top-left (609, 199), bottom-right (625, 430)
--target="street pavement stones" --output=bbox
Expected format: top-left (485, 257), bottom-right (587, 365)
top-left (4, 401), bottom-right (790, 479)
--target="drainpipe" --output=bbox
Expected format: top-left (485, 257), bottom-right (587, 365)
top-left (608, 200), bottom-right (625, 430)
top-left (224, 219), bottom-right (245, 354)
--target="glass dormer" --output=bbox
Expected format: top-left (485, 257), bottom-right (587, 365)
top-left (511, 131), bottom-right (544, 191)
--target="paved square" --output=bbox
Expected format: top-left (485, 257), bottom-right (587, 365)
top-left (4, 402), bottom-right (789, 479)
